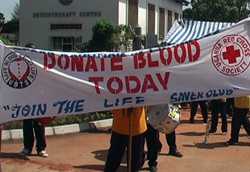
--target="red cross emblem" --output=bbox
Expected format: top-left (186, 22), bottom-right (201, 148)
top-left (212, 35), bottom-right (250, 76)
top-left (222, 45), bottom-right (241, 64)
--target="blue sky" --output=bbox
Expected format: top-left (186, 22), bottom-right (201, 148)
top-left (0, 0), bottom-right (19, 21)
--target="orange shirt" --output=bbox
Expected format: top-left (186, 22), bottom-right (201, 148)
top-left (234, 96), bottom-right (250, 109)
top-left (112, 107), bottom-right (147, 136)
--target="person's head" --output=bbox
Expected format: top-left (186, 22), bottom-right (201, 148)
top-left (25, 43), bottom-right (36, 48)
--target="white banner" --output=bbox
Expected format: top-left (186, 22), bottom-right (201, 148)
top-left (1, 18), bottom-right (250, 124)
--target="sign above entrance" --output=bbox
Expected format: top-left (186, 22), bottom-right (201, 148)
top-left (33, 11), bottom-right (102, 18)
top-left (59, 0), bottom-right (73, 6)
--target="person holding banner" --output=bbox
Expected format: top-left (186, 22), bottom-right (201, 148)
top-left (145, 104), bottom-right (182, 172)
top-left (145, 125), bottom-right (182, 172)
top-left (226, 98), bottom-right (234, 116)
top-left (227, 96), bottom-right (250, 145)
top-left (145, 124), bottom-right (161, 172)
top-left (104, 107), bottom-right (147, 172)
top-left (20, 119), bottom-right (49, 157)
top-left (190, 101), bottom-right (208, 123)
top-left (209, 98), bottom-right (227, 133)
top-left (20, 43), bottom-right (50, 157)
top-left (165, 131), bottom-right (182, 157)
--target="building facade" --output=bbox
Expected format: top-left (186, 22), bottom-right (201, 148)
top-left (20, 0), bottom-right (185, 51)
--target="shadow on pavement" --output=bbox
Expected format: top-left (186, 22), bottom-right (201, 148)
top-left (158, 152), bottom-right (167, 156)
top-left (239, 133), bottom-right (249, 137)
top-left (140, 167), bottom-right (150, 171)
top-left (74, 164), bottom-right (127, 172)
top-left (92, 149), bottom-right (127, 163)
top-left (74, 164), bottom-right (104, 171)
top-left (0, 152), bottom-right (30, 160)
top-left (91, 149), bottom-right (108, 162)
top-left (183, 141), bottom-right (250, 149)
top-left (179, 131), bottom-right (205, 136)
top-left (183, 142), bottom-right (227, 149)
top-left (180, 119), bottom-right (205, 124)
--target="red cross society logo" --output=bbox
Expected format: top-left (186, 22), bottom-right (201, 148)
top-left (212, 34), bottom-right (250, 76)
top-left (1, 52), bottom-right (37, 89)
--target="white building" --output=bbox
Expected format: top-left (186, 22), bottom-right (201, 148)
top-left (20, 0), bottom-right (187, 51)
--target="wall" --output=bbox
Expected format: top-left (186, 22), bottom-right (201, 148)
top-left (118, 0), bottom-right (127, 25)
top-left (138, 0), bottom-right (182, 37)
top-left (20, 0), bottom-right (183, 49)
top-left (20, 0), bottom-right (118, 49)
top-left (138, 0), bottom-right (147, 35)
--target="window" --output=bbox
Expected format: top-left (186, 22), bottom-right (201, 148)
top-left (174, 13), bottom-right (179, 21)
top-left (168, 10), bottom-right (172, 31)
top-left (128, 0), bottom-right (138, 27)
top-left (50, 24), bottom-right (82, 30)
top-left (52, 37), bottom-right (75, 52)
top-left (148, 4), bottom-right (155, 34)
top-left (159, 8), bottom-right (165, 40)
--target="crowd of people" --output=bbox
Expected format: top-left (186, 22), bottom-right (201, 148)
top-left (104, 96), bottom-right (250, 172)
top-left (188, 97), bottom-right (250, 145)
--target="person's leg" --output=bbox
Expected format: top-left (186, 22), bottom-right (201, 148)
top-left (220, 102), bottom-right (228, 133)
top-left (131, 133), bottom-right (146, 172)
top-left (146, 124), bottom-right (161, 168)
top-left (190, 102), bottom-right (198, 123)
top-left (199, 101), bottom-right (208, 123)
top-left (226, 98), bottom-right (234, 116)
top-left (166, 131), bottom-right (176, 152)
top-left (166, 131), bottom-right (182, 157)
top-left (22, 119), bottom-right (34, 153)
top-left (33, 120), bottom-right (46, 153)
top-left (240, 108), bottom-right (250, 135)
top-left (210, 101), bottom-right (219, 133)
top-left (229, 108), bottom-right (241, 144)
top-left (104, 132), bottom-right (127, 172)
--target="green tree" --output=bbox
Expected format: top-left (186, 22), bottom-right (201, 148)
top-left (11, 3), bottom-right (19, 21)
top-left (2, 19), bottom-right (19, 34)
top-left (183, 0), bottom-right (250, 22)
top-left (113, 25), bottom-right (134, 51)
top-left (85, 19), bottom-right (116, 52)
top-left (2, 3), bottom-right (19, 34)
top-left (0, 12), bottom-right (4, 32)
top-left (0, 13), bottom-right (9, 44)
top-left (83, 20), bottom-right (135, 52)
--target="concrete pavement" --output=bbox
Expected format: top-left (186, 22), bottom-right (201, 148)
top-left (1, 110), bottom-right (250, 172)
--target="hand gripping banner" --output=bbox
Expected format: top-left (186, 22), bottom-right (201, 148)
top-left (1, 18), bottom-right (250, 124)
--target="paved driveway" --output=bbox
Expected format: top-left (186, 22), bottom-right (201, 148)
top-left (1, 109), bottom-right (250, 172)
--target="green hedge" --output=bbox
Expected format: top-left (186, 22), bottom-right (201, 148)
top-left (0, 36), bottom-right (12, 45)
top-left (3, 111), bottom-right (113, 130)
